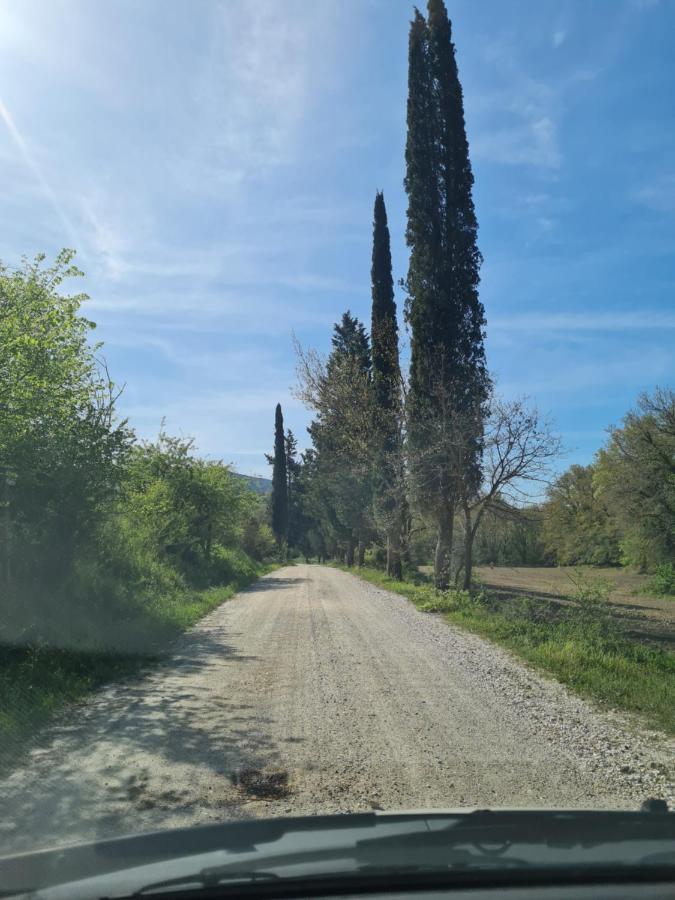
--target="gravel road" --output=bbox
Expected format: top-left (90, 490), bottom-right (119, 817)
top-left (1, 565), bottom-right (672, 854)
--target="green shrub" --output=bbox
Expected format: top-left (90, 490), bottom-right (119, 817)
top-left (207, 545), bottom-right (259, 587)
top-left (417, 588), bottom-right (477, 613)
top-left (646, 563), bottom-right (675, 597)
top-left (364, 546), bottom-right (387, 569)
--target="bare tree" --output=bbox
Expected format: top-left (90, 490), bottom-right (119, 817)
top-left (458, 397), bottom-right (561, 590)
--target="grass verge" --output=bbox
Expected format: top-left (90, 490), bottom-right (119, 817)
top-left (0, 564), bottom-right (277, 774)
top-left (340, 565), bottom-right (675, 736)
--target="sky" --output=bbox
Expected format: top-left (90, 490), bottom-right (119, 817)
top-left (0, 0), bottom-right (673, 478)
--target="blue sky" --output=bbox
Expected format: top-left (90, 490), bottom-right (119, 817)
top-left (1, 0), bottom-right (673, 478)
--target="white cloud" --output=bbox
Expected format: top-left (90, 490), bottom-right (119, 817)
top-left (467, 39), bottom-right (562, 169)
top-left (552, 29), bottom-right (567, 49)
top-left (632, 175), bottom-right (675, 213)
top-left (472, 115), bottom-right (561, 169)
top-left (535, 216), bottom-right (556, 233)
top-left (176, 0), bottom-right (343, 190)
top-left (79, 193), bottom-right (141, 279)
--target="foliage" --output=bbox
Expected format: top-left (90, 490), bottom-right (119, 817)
top-left (594, 388), bottom-right (675, 571)
top-left (646, 563), bottom-right (675, 598)
top-left (0, 252), bottom-right (274, 763)
top-left (541, 389), bottom-right (674, 572)
top-left (404, 1), bottom-right (488, 588)
top-left (0, 252), bottom-right (132, 645)
top-left (473, 506), bottom-right (550, 566)
top-left (122, 430), bottom-right (259, 572)
top-left (271, 403), bottom-right (289, 553)
top-left (543, 464), bottom-right (621, 566)
top-left (294, 314), bottom-right (375, 565)
top-left (370, 192), bottom-right (406, 578)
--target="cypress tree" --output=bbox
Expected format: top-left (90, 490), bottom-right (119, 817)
top-left (271, 403), bottom-right (289, 555)
top-left (370, 191), bottom-right (405, 579)
top-left (285, 428), bottom-right (299, 550)
top-left (404, 0), bottom-right (488, 588)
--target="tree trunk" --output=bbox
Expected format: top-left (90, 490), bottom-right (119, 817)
top-left (462, 506), bottom-right (474, 591)
top-left (357, 539), bottom-right (366, 567)
top-left (434, 505), bottom-right (454, 590)
top-left (387, 532), bottom-right (402, 579)
top-left (346, 539), bottom-right (355, 567)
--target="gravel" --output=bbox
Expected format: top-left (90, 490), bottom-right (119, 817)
top-left (0, 564), bottom-right (672, 855)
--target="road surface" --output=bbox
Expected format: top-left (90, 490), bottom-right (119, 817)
top-left (1, 565), bottom-right (672, 853)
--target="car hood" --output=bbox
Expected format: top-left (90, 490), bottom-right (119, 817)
top-left (1, 807), bottom-right (673, 899)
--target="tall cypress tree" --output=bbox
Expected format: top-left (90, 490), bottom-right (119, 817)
top-left (370, 191), bottom-right (405, 579)
top-left (271, 403), bottom-right (289, 555)
top-left (285, 428), bottom-right (300, 550)
top-left (404, 0), bottom-right (488, 588)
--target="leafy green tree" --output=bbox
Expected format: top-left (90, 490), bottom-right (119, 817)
top-left (0, 252), bottom-right (131, 642)
top-left (0, 250), bottom-right (270, 660)
top-left (543, 464), bottom-right (620, 566)
top-left (122, 429), bottom-right (258, 578)
top-left (271, 403), bottom-right (289, 555)
top-left (295, 316), bottom-right (374, 565)
top-left (370, 192), bottom-right (406, 578)
top-left (404, 0), bottom-right (488, 588)
top-left (594, 388), bottom-right (675, 570)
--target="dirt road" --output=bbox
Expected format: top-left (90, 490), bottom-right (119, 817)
top-left (1, 565), bottom-right (672, 854)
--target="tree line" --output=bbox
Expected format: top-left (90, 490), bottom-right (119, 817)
top-left (268, 0), bottom-right (673, 585)
top-left (0, 252), bottom-right (275, 655)
top-left (542, 388), bottom-right (674, 572)
top-left (268, 0), bottom-right (564, 589)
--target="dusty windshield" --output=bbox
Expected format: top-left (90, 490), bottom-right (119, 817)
top-left (0, 0), bottom-right (673, 860)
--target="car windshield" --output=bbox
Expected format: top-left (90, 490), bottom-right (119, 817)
top-left (0, 0), bottom-right (673, 878)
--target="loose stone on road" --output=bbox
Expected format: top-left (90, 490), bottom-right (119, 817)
top-left (1, 565), bottom-right (672, 853)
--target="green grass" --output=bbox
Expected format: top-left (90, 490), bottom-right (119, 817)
top-left (339, 565), bottom-right (675, 736)
top-left (0, 564), bottom-right (276, 773)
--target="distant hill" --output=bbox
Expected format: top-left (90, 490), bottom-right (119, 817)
top-left (233, 472), bottom-right (272, 495)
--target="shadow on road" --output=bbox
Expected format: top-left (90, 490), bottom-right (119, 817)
top-left (243, 575), bottom-right (306, 595)
top-left (0, 615), bottom-right (289, 852)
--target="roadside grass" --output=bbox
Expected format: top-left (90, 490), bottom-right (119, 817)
top-left (340, 565), bottom-right (675, 736)
top-left (0, 564), bottom-right (277, 773)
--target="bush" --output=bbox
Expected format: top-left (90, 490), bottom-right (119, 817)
top-left (207, 546), bottom-right (259, 587)
top-left (417, 588), bottom-right (477, 613)
top-left (647, 563), bottom-right (675, 597)
top-left (364, 545), bottom-right (387, 568)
